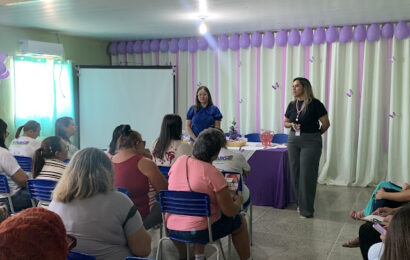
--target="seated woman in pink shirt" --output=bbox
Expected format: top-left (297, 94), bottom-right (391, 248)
top-left (111, 125), bottom-right (168, 229)
top-left (167, 128), bottom-right (250, 260)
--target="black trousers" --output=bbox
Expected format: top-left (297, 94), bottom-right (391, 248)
top-left (359, 222), bottom-right (381, 260)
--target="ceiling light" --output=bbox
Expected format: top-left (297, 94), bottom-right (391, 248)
top-left (199, 20), bottom-right (208, 35)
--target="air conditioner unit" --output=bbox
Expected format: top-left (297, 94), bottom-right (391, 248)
top-left (18, 40), bottom-right (64, 57)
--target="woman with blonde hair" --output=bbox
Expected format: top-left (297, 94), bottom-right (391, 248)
top-left (284, 77), bottom-right (330, 218)
top-left (49, 148), bottom-right (151, 259)
top-left (8, 120), bottom-right (41, 158)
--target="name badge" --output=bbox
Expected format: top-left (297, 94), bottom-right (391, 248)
top-left (295, 130), bottom-right (301, 136)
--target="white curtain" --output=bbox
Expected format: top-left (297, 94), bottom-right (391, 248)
top-left (110, 35), bottom-right (410, 186)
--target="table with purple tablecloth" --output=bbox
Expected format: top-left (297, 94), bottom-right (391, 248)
top-left (243, 147), bottom-right (295, 209)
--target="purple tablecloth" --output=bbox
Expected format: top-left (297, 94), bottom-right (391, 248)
top-left (244, 148), bottom-right (295, 209)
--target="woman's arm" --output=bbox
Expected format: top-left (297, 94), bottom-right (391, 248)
top-left (138, 158), bottom-right (168, 191)
top-left (127, 226), bottom-right (151, 257)
top-left (376, 188), bottom-right (410, 202)
top-left (186, 120), bottom-right (197, 141)
top-left (319, 114), bottom-right (330, 134)
top-left (11, 169), bottom-right (28, 188)
top-left (284, 117), bottom-right (300, 131)
top-left (215, 187), bottom-right (242, 217)
top-left (214, 120), bottom-right (221, 129)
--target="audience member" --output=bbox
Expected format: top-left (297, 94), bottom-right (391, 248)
top-left (55, 117), bottom-right (78, 159)
top-left (0, 119), bottom-right (31, 213)
top-left (49, 148), bottom-right (151, 259)
top-left (8, 120), bottom-right (41, 158)
top-left (0, 207), bottom-right (70, 260)
top-left (112, 126), bottom-right (167, 230)
top-left (167, 128), bottom-right (250, 260)
top-left (150, 114), bottom-right (193, 167)
top-left (106, 124), bottom-right (127, 159)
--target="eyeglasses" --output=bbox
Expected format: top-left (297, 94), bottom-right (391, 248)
top-left (137, 140), bottom-right (146, 147)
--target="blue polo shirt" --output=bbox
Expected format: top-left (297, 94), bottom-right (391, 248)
top-left (187, 105), bottom-right (223, 137)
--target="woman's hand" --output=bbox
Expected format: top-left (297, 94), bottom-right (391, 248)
top-left (372, 207), bottom-right (394, 217)
top-left (292, 123), bottom-right (301, 131)
top-left (402, 182), bottom-right (410, 190)
top-left (376, 187), bottom-right (386, 200)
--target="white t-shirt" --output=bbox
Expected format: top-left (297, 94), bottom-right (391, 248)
top-left (8, 136), bottom-right (41, 158)
top-left (149, 139), bottom-right (193, 167)
top-left (212, 148), bottom-right (251, 203)
top-left (0, 147), bottom-right (22, 198)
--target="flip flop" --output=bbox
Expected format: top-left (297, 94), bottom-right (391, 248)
top-left (342, 237), bottom-right (360, 248)
top-left (349, 210), bottom-right (365, 220)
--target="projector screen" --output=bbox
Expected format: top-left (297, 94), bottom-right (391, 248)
top-left (78, 66), bottom-right (175, 150)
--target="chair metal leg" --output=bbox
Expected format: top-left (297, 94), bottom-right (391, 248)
top-left (217, 240), bottom-right (226, 260)
top-left (250, 203), bottom-right (253, 246)
top-left (186, 242), bottom-right (190, 260)
top-left (7, 196), bottom-right (15, 214)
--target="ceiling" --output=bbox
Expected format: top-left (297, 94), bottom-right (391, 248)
top-left (0, 0), bottom-right (409, 40)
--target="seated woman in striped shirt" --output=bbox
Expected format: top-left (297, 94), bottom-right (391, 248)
top-left (32, 136), bottom-right (68, 182)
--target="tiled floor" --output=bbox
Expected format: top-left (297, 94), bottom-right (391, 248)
top-left (147, 184), bottom-right (373, 259)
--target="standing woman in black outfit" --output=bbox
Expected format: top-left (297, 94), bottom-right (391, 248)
top-left (284, 77), bottom-right (330, 218)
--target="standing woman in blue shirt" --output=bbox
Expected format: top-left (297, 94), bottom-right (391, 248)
top-left (284, 77), bottom-right (330, 218)
top-left (186, 86), bottom-right (223, 141)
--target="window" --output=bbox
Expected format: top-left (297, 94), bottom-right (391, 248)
top-left (13, 56), bottom-right (74, 137)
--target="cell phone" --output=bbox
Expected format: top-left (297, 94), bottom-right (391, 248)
top-left (372, 223), bottom-right (386, 235)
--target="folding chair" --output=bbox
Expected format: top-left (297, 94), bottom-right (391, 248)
top-left (156, 190), bottom-right (225, 260)
top-left (158, 166), bottom-right (170, 180)
top-left (0, 174), bottom-right (15, 214)
top-left (117, 187), bottom-right (130, 197)
top-left (67, 251), bottom-right (96, 260)
top-left (14, 155), bottom-right (32, 172)
top-left (244, 133), bottom-right (260, 142)
top-left (26, 179), bottom-right (57, 207)
top-left (272, 133), bottom-right (288, 144)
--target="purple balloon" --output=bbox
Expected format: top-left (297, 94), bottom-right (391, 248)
top-left (367, 24), bottom-right (381, 42)
top-left (313, 27), bottom-right (326, 44)
top-left (262, 31), bottom-right (275, 48)
top-left (395, 21), bottom-right (409, 40)
top-left (276, 30), bottom-right (288, 47)
top-left (354, 25), bottom-right (367, 42)
top-left (169, 38), bottom-right (179, 53)
top-left (150, 39), bottom-right (160, 52)
top-left (339, 26), bottom-right (353, 43)
top-left (218, 34), bottom-right (229, 51)
top-left (381, 23), bottom-right (394, 38)
top-left (326, 26), bottom-right (339, 43)
top-left (126, 41), bottom-right (134, 54)
top-left (239, 32), bottom-right (251, 49)
top-left (301, 28), bottom-right (313, 46)
top-left (0, 70), bottom-right (9, 79)
top-left (288, 29), bottom-right (300, 46)
top-left (188, 37), bottom-right (198, 53)
top-left (0, 51), bottom-right (6, 63)
top-left (133, 40), bottom-right (142, 54)
top-left (229, 33), bottom-right (240, 51)
top-left (142, 40), bottom-right (151, 53)
top-left (117, 41), bottom-right (127, 54)
top-left (0, 63), bottom-right (6, 75)
top-left (198, 37), bottom-right (208, 50)
top-left (251, 32), bottom-right (262, 47)
top-left (160, 39), bottom-right (169, 52)
top-left (178, 38), bottom-right (188, 51)
top-left (108, 42), bottom-right (118, 55)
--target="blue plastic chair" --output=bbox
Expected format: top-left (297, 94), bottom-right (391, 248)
top-left (63, 159), bottom-right (70, 164)
top-left (27, 179), bottom-right (57, 207)
top-left (125, 257), bottom-right (154, 260)
top-left (117, 187), bottom-right (130, 197)
top-left (156, 190), bottom-right (224, 260)
top-left (244, 133), bottom-right (260, 142)
top-left (272, 133), bottom-right (288, 144)
top-left (14, 155), bottom-right (32, 172)
top-left (0, 174), bottom-right (15, 214)
top-left (67, 251), bottom-right (96, 260)
top-left (158, 166), bottom-right (170, 180)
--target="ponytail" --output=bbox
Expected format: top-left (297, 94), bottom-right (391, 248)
top-left (15, 126), bottom-right (24, 139)
top-left (32, 148), bottom-right (46, 178)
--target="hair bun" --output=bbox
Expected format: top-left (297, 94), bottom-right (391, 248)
top-left (121, 125), bottom-right (131, 136)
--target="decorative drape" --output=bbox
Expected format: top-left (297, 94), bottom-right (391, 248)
top-left (109, 25), bottom-right (410, 186)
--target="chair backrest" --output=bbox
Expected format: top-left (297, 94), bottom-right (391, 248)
top-left (272, 133), bottom-right (288, 144)
top-left (158, 166), bottom-right (171, 180)
top-left (125, 257), bottom-right (154, 260)
top-left (67, 251), bottom-right (96, 260)
top-left (244, 133), bottom-right (260, 142)
top-left (14, 155), bottom-right (32, 172)
top-left (63, 159), bottom-right (70, 164)
top-left (0, 174), bottom-right (10, 194)
top-left (116, 187), bottom-right (130, 197)
top-left (158, 190), bottom-right (211, 217)
top-left (27, 179), bottom-right (57, 205)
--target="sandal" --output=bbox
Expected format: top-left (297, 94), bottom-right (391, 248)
top-left (342, 236), bottom-right (360, 248)
top-left (349, 210), bottom-right (365, 220)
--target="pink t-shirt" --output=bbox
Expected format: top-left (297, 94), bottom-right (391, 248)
top-left (166, 155), bottom-right (227, 231)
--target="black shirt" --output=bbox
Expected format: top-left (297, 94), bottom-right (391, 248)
top-left (285, 98), bottom-right (327, 133)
